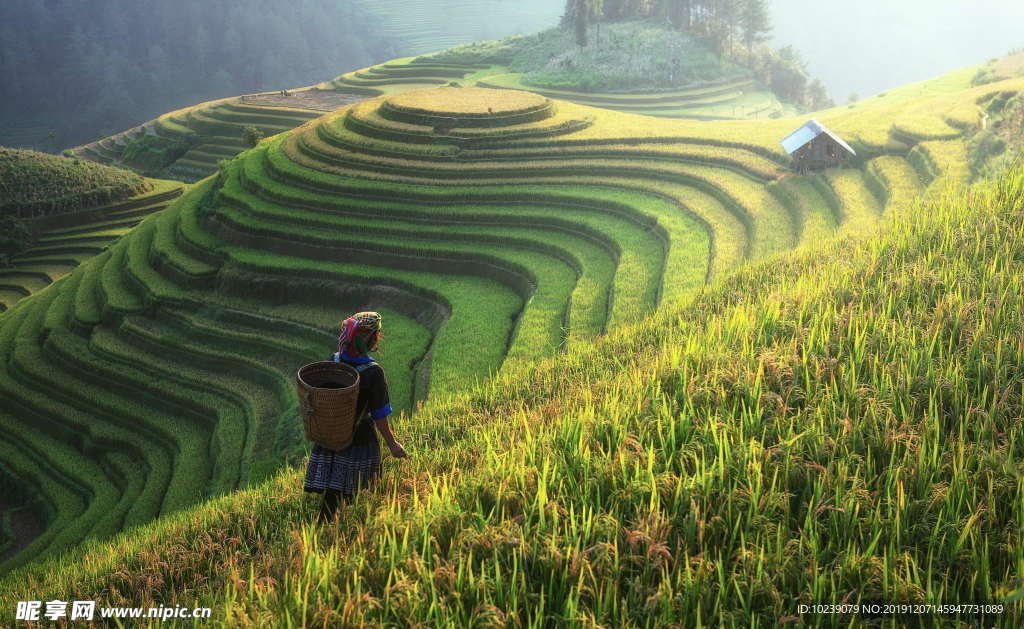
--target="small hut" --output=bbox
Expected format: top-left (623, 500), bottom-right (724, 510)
top-left (781, 118), bottom-right (856, 174)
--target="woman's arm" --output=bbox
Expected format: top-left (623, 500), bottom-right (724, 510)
top-left (368, 365), bottom-right (406, 457)
top-left (373, 418), bottom-right (407, 458)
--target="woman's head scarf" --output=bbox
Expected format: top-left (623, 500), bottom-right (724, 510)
top-left (338, 311), bottom-right (382, 356)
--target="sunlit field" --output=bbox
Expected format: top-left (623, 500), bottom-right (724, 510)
top-left (2, 4), bottom-right (1024, 626)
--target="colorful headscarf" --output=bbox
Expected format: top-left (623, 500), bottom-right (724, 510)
top-left (338, 311), bottom-right (382, 356)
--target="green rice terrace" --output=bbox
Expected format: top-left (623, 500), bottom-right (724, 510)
top-left (325, 50), bottom-right (786, 121)
top-left (72, 58), bottom-right (782, 187)
top-left (1, 147), bottom-right (150, 216)
top-left (1, 54), bottom-right (1024, 625)
top-left (0, 149), bottom-right (185, 311)
top-left (72, 21), bottom-right (798, 187)
top-left (71, 97), bottom-right (338, 183)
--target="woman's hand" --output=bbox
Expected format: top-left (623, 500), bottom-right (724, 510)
top-left (388, 440), bottom-right (408, 458)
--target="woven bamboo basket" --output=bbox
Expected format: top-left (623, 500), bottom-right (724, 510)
top-left (296, 361), bottom-right (361, 450)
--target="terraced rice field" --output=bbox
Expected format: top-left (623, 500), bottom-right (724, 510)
top-left (326, 57), bottom-right (784, 120)
top-left (72, 34), bottom-right (1014, 192)
top-left (0, 179), bottom-right (184, 312)
top-left (73, 99), bottom-right (325, 181)
top-left (2, 68), bottom-right (1021, 577)
top-left (68, 51), bottom-right (790, 185)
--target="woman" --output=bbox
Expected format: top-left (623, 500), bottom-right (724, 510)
top-left (303, 311), bottom-right (407, 523)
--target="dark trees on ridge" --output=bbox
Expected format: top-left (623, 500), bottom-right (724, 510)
top-left (558, 0), bottom-right (833, 110)
top-left (0, 0), bottom-right (399, 150)
top-left (563, 0), bottom-right (772, 56)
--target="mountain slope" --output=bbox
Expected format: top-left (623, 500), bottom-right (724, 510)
top-left (2, 64), bottom-right (1022, 579)
top-left (1, 154), bottom-right (1022, 627)
top-left (0, 0), bottom-right (397, 151)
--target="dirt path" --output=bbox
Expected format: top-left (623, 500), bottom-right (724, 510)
top-left (239, 90), bottom-right (367, 112)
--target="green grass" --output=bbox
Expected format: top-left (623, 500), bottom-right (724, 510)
top-left (0, 148), bottom-right (150, 218)
top-left (326, 22), bottom-right (773, 122)
top-left (219, 161), bottom-right (615, 343)
top-left (823, 169), bottom-right (883, 236)
top-left (768, 176), bottom-right (838, 247)
top-left (0, 179), bottom-right (184, 310)
top-left (0, 291), bottom-right (169, 566)
top-left (0, 271), bottom-right (51, 293)
top-left (264, 133), bottom-right (712, 313)
top-left (477, 73), bottom-right (778, 120)
top-left (1, 60), bottom-right (1020, 596)
top-left (179, 178), bottom-right (525, 398)
top-left (344, 97), bottom-right (594, 143)
top-left (2, 156), bottom-right (1022, 627)
top-left (221, 247), bottom-right (523, 395)
top-left (71, 96), bottom-right (323, 182)
top-left (865, 155), bottom-right (926, 217)
top-left (212, 198), bottom-right (579, 362)
top-left (232, 143), bottom-right (667, 328)
top-left (2, 262), bottom-right (76, 283)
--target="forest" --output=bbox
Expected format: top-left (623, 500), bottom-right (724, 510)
top-left (0, 0), bottom-right (398, 150)
top-left (562, 0), bottom-right (831, 109)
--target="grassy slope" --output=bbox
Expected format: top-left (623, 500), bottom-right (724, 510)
top-left (0, 178), bottom-right (184, 311)
top-left (1, 66), bottom-right (1020, 582)
top-left (66, 41), bottom-right (1017, 190)
top-left (0, 148), bottom-right (150, 217)
top-left (70, 99), bottom-right (324, 183)
top-left (2, 159), bottom-right (1022, 627)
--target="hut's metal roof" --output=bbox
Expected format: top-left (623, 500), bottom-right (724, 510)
top-left (780, 118), bottom-right (856, 156)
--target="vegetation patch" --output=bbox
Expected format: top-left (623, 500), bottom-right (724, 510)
top-left (508, 19), bottom-right (749, 92)
top-left (0, 148), bottom-right (149, 218)
top-left (120, 135), bottom-right (192, 173)
top-left (2, 160), bottom-right (1022, 625)
top-left (0, 216), bottom-right (32, 268)
top-left (1, 60), bottom-right (1020, 588)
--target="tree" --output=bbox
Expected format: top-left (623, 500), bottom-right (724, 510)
top-left (242, 125), bottom-right (264, 148)
top-left (739, 0), bottom-right (772, 60)
top-left (602, 0), bottom-right (628, 19)
top-left (0, 215), bottom-right (32, 267)
top-left (563, 0), bottom-right (603, 47)
top-left (576, 7), bottom-right (588, 47)
top-left (848, 92), bottom-right (860, 104)
top-left (668, 0), bottom-right (694, 31)
top-left (766, 46), bottom-right (809, 105)
top-left (807, 79), bottom-right (834, 110)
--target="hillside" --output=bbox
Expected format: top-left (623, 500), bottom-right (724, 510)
top-left (1, 151), bottom-right (1022, 626)
top-left (0, 148), bottom-right (186, 311)
top-left (0, 180), bottom-right (185, 313)
top-left (466, 20), bottom-right (752, 93)
top-left (0, 148), bottom-right (150, 218)
top-left (1, 55), bottom-right (1021, 584)
top-left (71, 98), bottom-right (334, 182)
top-left (68, 18), bottom-right (817, 182)
top-left (355, 0), bottom-right (562, 55)
top-left (330, 22), bottom-right (797, 122)
top-left (0, 0), bottom-right (397, 152)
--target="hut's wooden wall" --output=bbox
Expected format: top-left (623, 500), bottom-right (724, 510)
top-left (792, 135), bottom-right (849, 172)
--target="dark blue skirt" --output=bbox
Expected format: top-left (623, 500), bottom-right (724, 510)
top-left (303, 422), bottom-right (381, 495)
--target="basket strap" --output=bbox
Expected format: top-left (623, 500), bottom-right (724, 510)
top-left (333, 354), bottom-right (376, 373)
